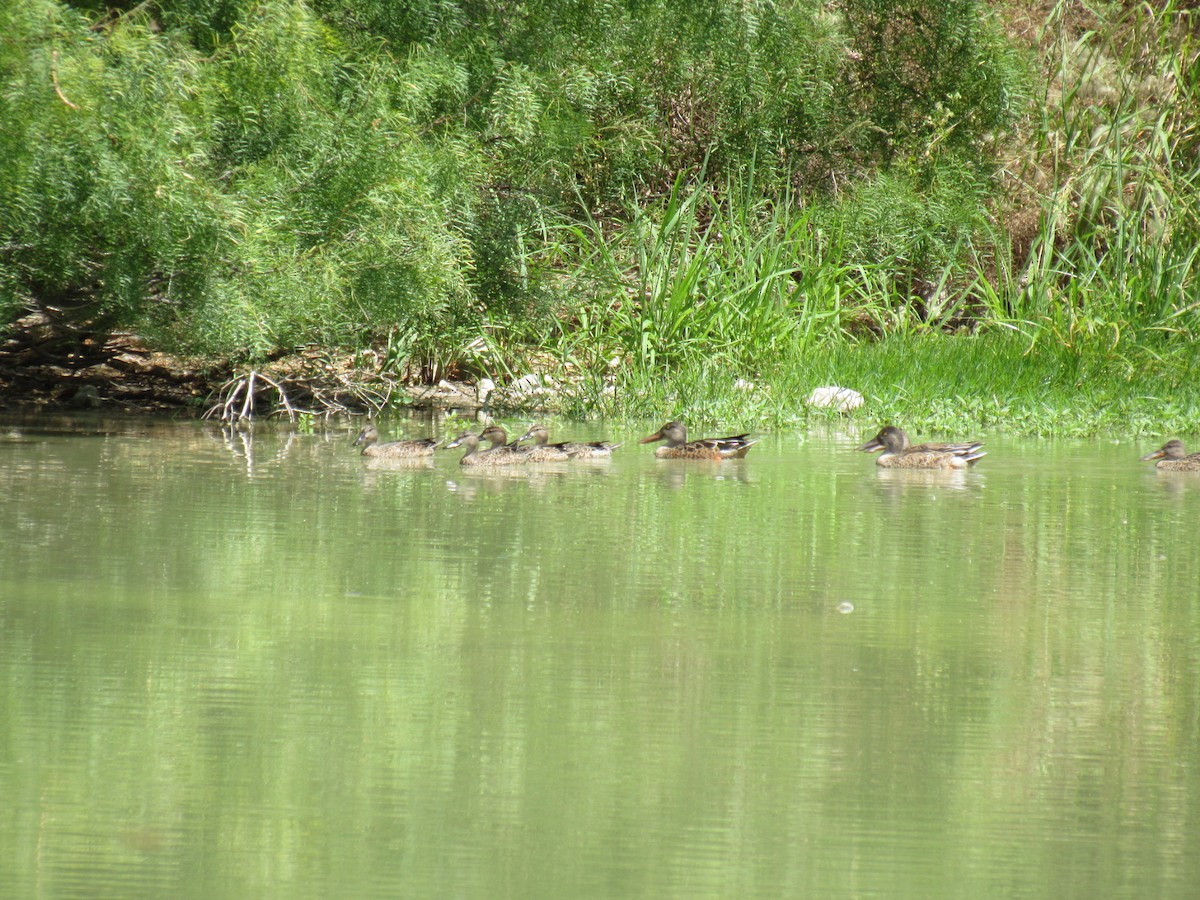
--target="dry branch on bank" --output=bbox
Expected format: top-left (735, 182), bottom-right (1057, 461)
top-left (205, 371), bottom-right (298, 425)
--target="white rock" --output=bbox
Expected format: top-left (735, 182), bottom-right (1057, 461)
top-left (806, 386), bottom-right (864, 411)
top-left (512, 373), bottom-right (540, 392)
top-left (477, 378), bottom-right (495, 404)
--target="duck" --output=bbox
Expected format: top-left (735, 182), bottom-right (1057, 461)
top-left (444, 430), bottom-right (531, 467)
top-left (518, 423), bottom-right (622, 461)
top-left (639, 421), bottom-right (757, 460)
top-left (856, 426), bottom-right (985, 469)
top-left (352, 423), bottom-right (439, 458)
top-left (479, 425), bottom-right (526, 450)
top-left (1140, 439), bottom-right (1200, 471)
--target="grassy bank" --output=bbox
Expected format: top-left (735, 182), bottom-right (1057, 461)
top-left (1, 1), bottom-right (1198, 435)
top-left (554, 331), bottom-right (1200, 438)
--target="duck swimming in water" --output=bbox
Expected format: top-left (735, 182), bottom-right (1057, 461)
top-left (352, 423), bottom-right (439, 458)
top-left (856, 426), bottom-right (985, 469)
top-left (518, 424), bottom-right (621, 461)
top-left (639, 421), bottom-right (757, 460)
top-left (1140, 439), bottom-right (1200, 471)
top-left (445, 429), bottom-right (531, 467)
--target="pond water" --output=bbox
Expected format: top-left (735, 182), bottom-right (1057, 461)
top-left (2, 413), bottom-right (1198, 898)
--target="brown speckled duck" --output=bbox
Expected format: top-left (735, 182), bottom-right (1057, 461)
top-left (479, 425), bottom-right (524, 450)
top-left (640, 421), bottom-right (757, 460)
top-left (445, 430), bottom-right (531, 467)
top-left (518, 424), bottom-right (621, 461)
top-left (1140, 439), bottom-right (1200, 471)
top-left (857, 426), bottom-right (985, 469)
top-left (353, 423), bottom-right (439, 458)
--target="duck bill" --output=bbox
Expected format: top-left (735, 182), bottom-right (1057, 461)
top-left (856, 438), bottom-right (884, 453)
top-left (1140, 449), bottom-right (1166, 461)
top-left (517, 429), bottom-right (536, 443)
top-left (352, 431), bottom-right (367, 447)
top-left (639, 429), bottom-right (665, 444)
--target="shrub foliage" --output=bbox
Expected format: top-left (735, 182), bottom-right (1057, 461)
top-left (0, 0), bottom-right (1196, 383)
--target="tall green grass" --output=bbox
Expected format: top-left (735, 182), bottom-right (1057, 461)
top-left (993, 0), bottom-right (1200, 344)
top-left (534, 0), bottom-right (1200, 436)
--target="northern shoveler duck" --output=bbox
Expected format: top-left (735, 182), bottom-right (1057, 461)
top-left (518, 423), bottom-right (622, 461)
top-left (353, 423), bottom-right (439, 458)
top-left (1140, 439), bottom-right (1200, 471)
top-left (444, 430), bottom-right (531, 467)
top-left (857, 426), bottom-right (985, 469)
top-left (639, 421), bottom-right (757, 460)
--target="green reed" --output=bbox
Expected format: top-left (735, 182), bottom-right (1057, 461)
top-left (543, 0), bottom-right (1200, 436)
top-left (995, 0), bottom-right (1199, 342)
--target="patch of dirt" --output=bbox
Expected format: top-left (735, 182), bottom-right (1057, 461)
top-left (0, 312), bottom-right (217, 413)
top-left (0, 313), bottom-right (491, 418)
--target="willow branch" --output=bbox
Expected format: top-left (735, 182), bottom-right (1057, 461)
top-left (50, 50), bottom-right (80, 111)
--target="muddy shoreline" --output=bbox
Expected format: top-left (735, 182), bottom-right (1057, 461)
top-left (0, 313), bottom-right (499, 419)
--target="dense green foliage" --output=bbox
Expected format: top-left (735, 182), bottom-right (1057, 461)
top-left (1, 0), bottom-right (1198, 432)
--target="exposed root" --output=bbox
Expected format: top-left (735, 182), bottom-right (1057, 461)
top-left (205, 370), bottom-right (298, 425)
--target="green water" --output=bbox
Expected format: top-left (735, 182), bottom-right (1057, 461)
top-left (2, 415), bottom-right (1198, 898)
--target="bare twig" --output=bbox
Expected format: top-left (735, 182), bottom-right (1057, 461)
top-left (88, 0), bottom-right (157, 32)
top-left (203, 378), bottom-right (243, 421)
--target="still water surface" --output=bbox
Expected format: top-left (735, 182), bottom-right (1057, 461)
top-left (2, 414), bottom-right (1198, 898)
